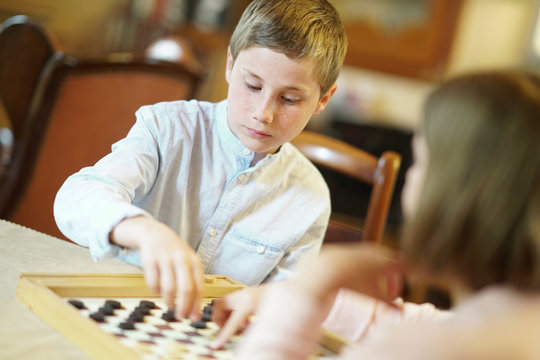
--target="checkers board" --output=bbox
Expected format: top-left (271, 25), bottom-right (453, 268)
top-left (16, 273), bottom-right (345, 359)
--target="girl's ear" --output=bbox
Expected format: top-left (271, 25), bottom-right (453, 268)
top-left (225, 47), bottom-right (233, 84)
top-left (313, 83), bottom-right (338, 116)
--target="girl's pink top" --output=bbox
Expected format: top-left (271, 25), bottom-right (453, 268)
top-left (236, 282), bottom-right (449, 360)
top-left (238, 283), bottom-right (540, 360)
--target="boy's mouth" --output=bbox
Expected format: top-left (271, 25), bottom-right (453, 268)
top-left (246, 126), bottom-right (271, 139)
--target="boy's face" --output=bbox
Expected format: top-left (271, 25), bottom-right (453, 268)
top-left (225, 46), bottom-right (336, 156)
top-left (402, 134), bottom-right (429, 220)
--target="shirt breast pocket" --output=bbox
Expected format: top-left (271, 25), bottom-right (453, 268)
top-left (207, 231), bottom-right (286, 286)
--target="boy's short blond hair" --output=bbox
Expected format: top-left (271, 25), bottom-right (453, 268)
top-left (229, 0), bottom-right (347, 95)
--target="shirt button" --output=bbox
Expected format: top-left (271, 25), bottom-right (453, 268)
top-left (209, 229), bottom-right (217, 237)
top-left (256, 245), bottom-right (265, 254)
top-left (243, 148), bottom-right (251, 156)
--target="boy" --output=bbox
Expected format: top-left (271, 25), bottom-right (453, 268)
top-left (54, 0), bottom-right (348, 321)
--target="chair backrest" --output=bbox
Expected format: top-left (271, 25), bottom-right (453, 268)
top-left (145, 35), bottom-right (204, 76)
top-left (0, 99), bottom-right (13, 178)
top-left (291, 130), bottom-right (401, 243)
top-left (2, 53), bottom-right (204, 238)
top-left (0, 15), bottom-right (58, 138)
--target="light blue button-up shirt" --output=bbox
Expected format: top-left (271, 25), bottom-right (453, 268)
top-left (54, 99), bottom-right (330, 285)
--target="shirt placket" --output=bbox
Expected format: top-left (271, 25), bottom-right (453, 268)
top-left (197, 146), bottom-right (253, 268)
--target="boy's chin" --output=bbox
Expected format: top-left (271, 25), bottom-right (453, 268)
top-left (240, 139), bottom-right (280, 155)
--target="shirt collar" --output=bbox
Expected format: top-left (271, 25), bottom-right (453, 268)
top-left (216, 100), bottom-right (254, 167)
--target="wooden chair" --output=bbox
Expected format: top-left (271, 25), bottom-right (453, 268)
top-left (0, 15), bottom-right (58, 191)
top-left (0, 53), bottom-right (204, 239)
top-left (0, 15), bottom-right (58, 138)
top-left (0, 99), bottom-right (13, 178)
top-left (145, 35), bottom-right (204, 76)
top-left (291, 130), bottom-right (401, 243)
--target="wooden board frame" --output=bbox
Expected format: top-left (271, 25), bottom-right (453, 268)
top-left (16, 273), bottom-right (244, 360)
top-left (16, 272), bottom-right (347, 359)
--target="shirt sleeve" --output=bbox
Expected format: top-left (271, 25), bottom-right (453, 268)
top-left (322, 289), bottom-right (452, 343)
top-left (337, 289), bottom-right (540, 360)
top-left (53, 106), bottom-right (160, 260)
top-left (322, 289), bottom-right (378, 342)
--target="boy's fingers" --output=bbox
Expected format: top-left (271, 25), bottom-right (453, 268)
top-left (174, 253), bottom-right (196, 320)
top-left (144, 261), bottom-right (161, 295)
top-left (160, 263), bottom-right (176, 310)
top-left (188, 257), bottom-right (204, 321)
top-left (210, 309), bottom-right (249, 349)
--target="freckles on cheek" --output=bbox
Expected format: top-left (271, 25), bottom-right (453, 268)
top-left (240, 87), bottom-right (255, 109)
top-left (230, 91), bottom-right (249, 114)
top-left (238, 98), bottom-right (252, 116)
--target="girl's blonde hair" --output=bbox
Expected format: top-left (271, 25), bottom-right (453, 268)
top-left (403, 71), bottom-right (540, 291)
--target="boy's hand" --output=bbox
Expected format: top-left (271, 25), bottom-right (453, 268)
top-left (210, 285), bottom-right (267, 349)
top-left (111, 216), bottom-right (204, 321)
top-left (294, 243), bottom-right (406, 305)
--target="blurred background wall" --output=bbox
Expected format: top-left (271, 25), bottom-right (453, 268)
top-left (2, 0), bottom-right (540, 131)
top-left (0, 0), bottom-right (250, 102)
top-left (2, 0), bottom-right (540, 239)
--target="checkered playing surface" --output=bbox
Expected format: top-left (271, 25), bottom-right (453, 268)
top-left (68, 297), bottom-right (239, 360)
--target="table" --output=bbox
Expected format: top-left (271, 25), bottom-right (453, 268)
top-left (0, 219), bottom-right (142, 359)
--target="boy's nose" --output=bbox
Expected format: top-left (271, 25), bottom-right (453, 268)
top-left (253, 98), bottom-right (274, 123)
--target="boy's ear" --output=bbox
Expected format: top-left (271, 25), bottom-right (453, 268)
top-left (313, 83), bottom-right (338, 116)
top-left (225, 47), bottom-right (233, 83)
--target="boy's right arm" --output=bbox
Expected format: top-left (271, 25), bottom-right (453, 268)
top-left (111, 215), bottom-right (204, 321)
top-left (54, 109), bottom-right (162, 255)
top-left (54, 106), bottom-right (205, 320)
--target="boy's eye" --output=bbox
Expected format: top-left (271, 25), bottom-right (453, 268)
top-left (282, 96), bottom-right (300, 104)
top-left (245, 82), bottom-right (261, 91)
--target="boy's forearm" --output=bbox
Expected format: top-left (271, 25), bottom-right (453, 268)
top-left (109, 215), bottom-right (152, 249)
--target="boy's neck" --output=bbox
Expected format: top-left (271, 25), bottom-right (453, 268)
top-left (250, 146), bottom-right (282, 167)
top-left (250, 152), bottom-right (267, 167)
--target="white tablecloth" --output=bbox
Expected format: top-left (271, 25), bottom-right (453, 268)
top-left (0, 220), bottom-right (142, 359)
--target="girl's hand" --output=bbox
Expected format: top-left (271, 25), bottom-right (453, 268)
top-left (294, 243), bottom-right (406, 306)
top-left (210, 285), bottom-right (268, 349)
